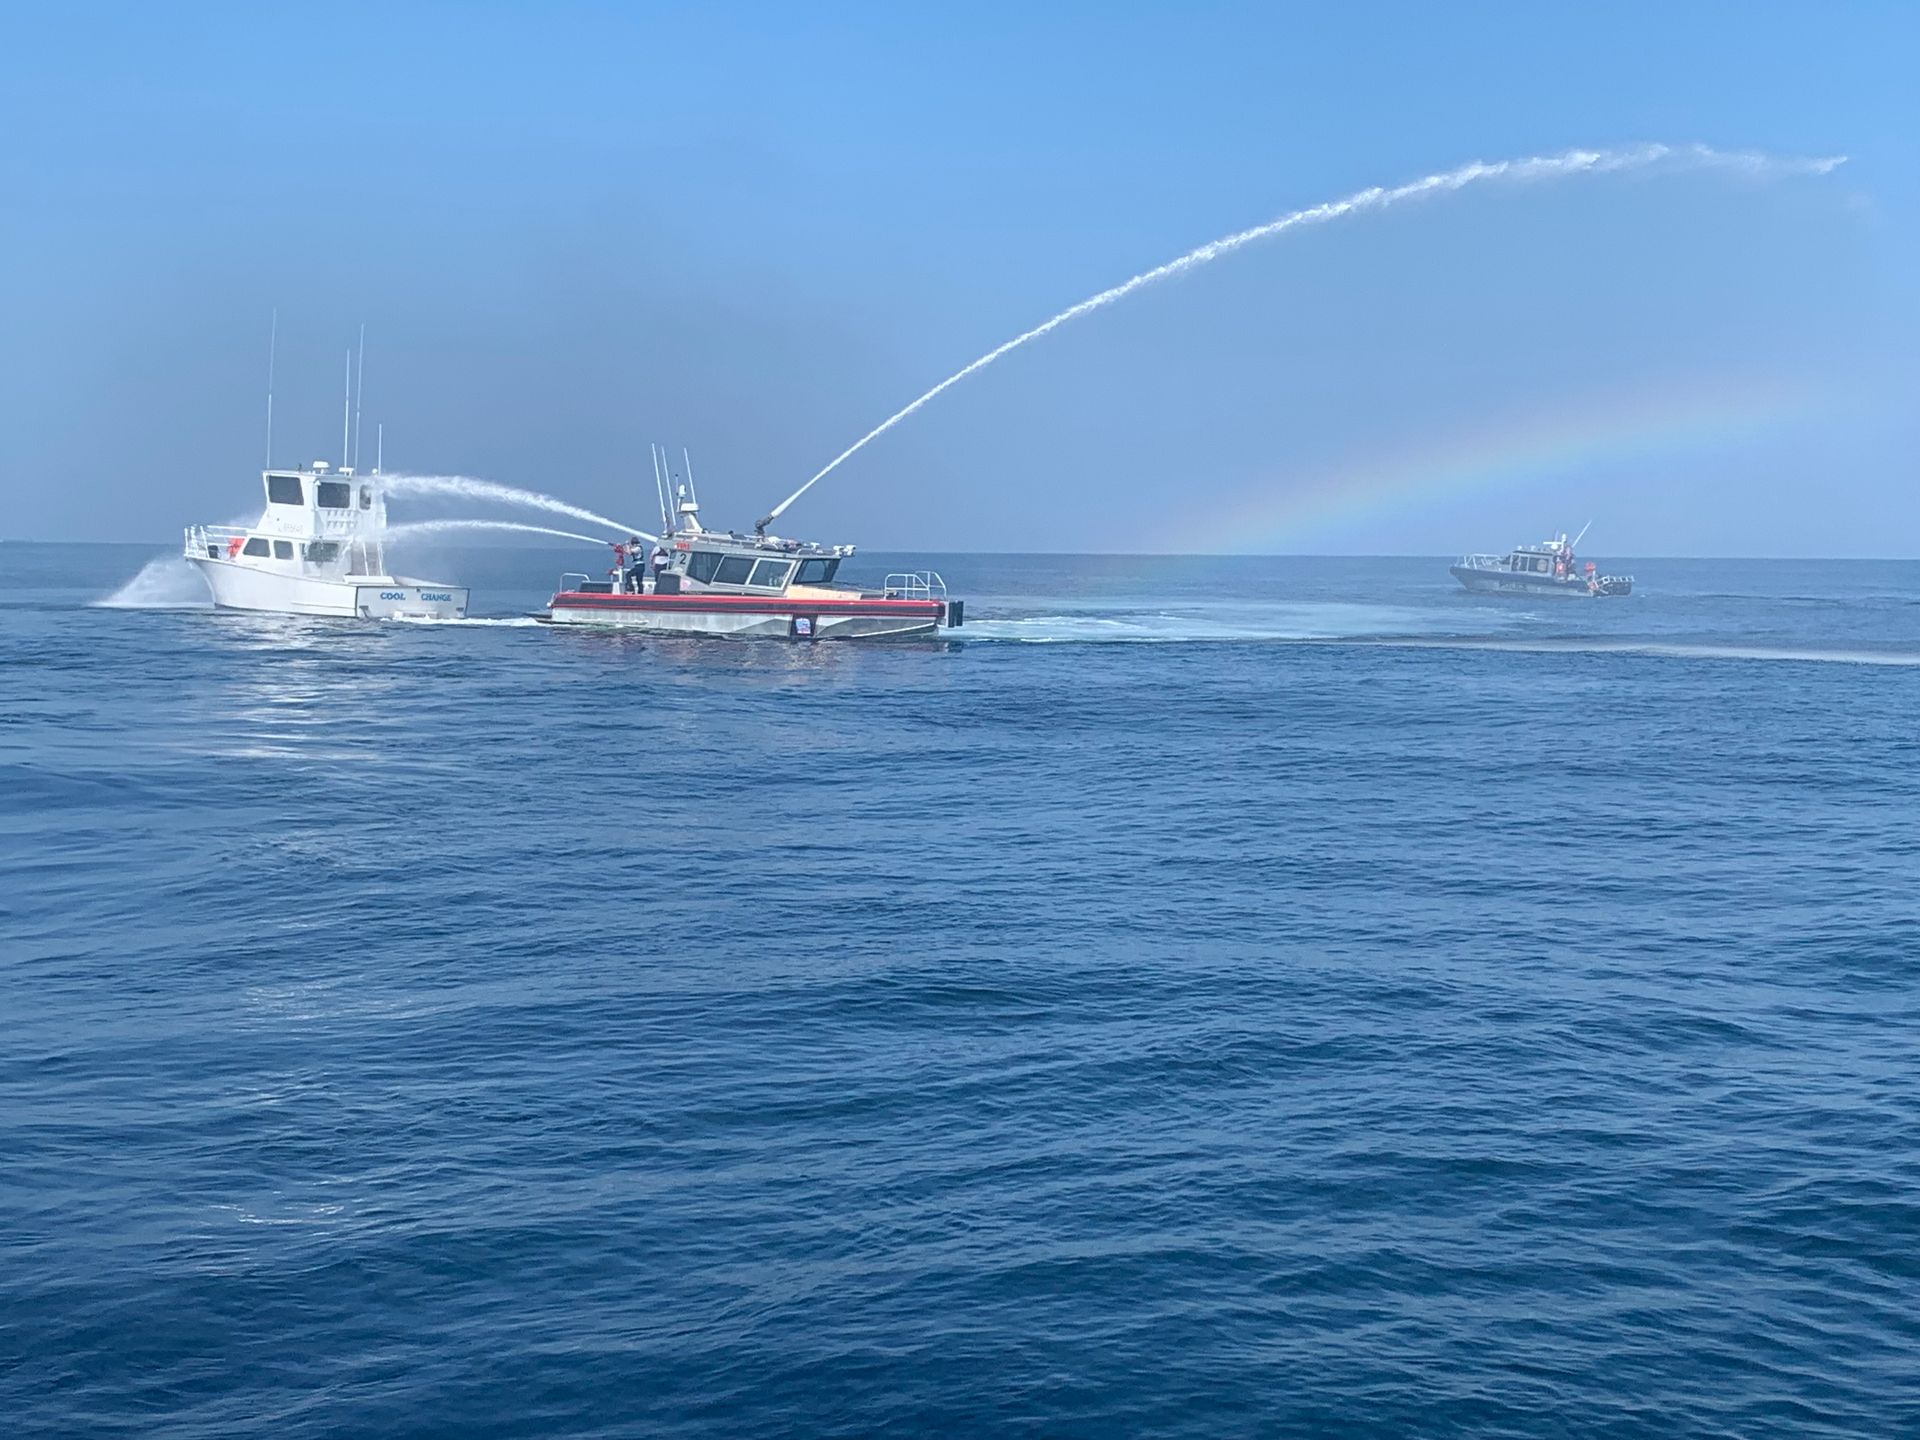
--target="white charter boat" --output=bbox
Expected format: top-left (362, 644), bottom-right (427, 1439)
top-left (184, 463), bottom-right (469, 619)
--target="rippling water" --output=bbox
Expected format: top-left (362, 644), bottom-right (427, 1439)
top-left (4, 543), bottom-right (1918, 1437)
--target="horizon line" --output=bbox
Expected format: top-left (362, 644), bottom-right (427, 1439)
top-left (13, 538), bottom-right (1920, 563)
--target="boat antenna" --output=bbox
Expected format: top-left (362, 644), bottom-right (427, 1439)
top-left (1572, 519), bottom-right (1593, 549)
top-left (376, 422), bottom-right (384, 475)
top-left (682, 447), bottom-right (698, 508)
top-left (352, 323), bottom-right (365, 472)
top-left (341, 348), bottom-right (352, 470)
top-left (651, 444), bottom-right (669, 534)
top-left (264, 309), bottom-right (278, 468)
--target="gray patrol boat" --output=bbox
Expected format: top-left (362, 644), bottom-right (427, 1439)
top-left (1450, 525), bottom-right (1633, 598)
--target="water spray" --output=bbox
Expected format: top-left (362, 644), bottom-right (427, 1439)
top-left (382, 473), bottom-right (657, 542)
top-left (759, 142), bottom-right (1846, 529)
top-left (379, 519), bottom-right (612, 546)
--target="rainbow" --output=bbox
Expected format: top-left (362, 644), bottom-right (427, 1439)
top-left (1185, 374), bottom-right (1838, 552)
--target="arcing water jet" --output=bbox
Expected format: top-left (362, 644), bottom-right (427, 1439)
top-left (758, 142), bottom-right (1846, 529)
top-left (383, 473), bottom-right (656, 542)
top-left (380, 519), bottom-right (611, 546)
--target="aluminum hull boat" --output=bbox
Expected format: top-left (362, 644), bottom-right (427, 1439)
top-left (541, 464), bottom-right (961, 642)
top-left (1451, 530), bottom-right (1632, 598)
top-left (1448, 564), bottom-right (1633, 599)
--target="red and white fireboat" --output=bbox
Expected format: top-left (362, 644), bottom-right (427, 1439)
top-left (541, 475), bottom-right (962, 641)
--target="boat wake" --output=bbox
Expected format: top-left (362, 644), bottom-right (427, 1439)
top-left (380, 615), bottom-right (545, 627)
top-left (94, 556), bottom-right (212, 610)
top-left (1379, 637), bottom-right (1920, 667)
top-left (960, 605), bottom-right (1920, 664)
top-left (962, 603), bottom-right (1504, 644)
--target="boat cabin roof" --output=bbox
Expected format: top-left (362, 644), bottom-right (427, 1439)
top-left (668, 527), bottom-right (853, 561)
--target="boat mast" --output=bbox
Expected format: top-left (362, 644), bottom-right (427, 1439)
top-left (352, 323), bottom-right (365, 472)
top-left (341, 349), bottom-right (352, 470)
top-left (651, 444), bottom-right (669, 536)
top-left (264, 309), bottom-right (277, 468)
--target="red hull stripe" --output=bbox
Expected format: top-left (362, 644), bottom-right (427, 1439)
top-left (548, 593), bottom-right (942, 617)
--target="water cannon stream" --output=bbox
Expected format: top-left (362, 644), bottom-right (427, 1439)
top-left (382, 473), bottom-right (657, 543)
top-left (378, 519), bottom-right (613, 546)
top-left (758, 142), bottom-right (1846, 530)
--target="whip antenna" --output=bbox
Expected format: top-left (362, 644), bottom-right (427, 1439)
top-left (352, 323), bottom-right (365, 471)
top-left (264, 309), bottom-right (277, 467)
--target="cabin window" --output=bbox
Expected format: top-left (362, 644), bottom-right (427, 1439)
top-left (713, 555), bottom-right (755, 585)
top-left (359, 484), bottom-right (373, 510)
top-left (747, 559), bottom-right (793, 589)
top-left (794, 558), bottom-right (839, 585)
top-left (316, 480), bottom-right (352, 509)
top-left (686, 550), bottom-right (723, 584)
top-left (272, 540), bottom-right (294, 559)
top-left (303, 542), bottom-right (340, 563)
top-left (242, 537), bottom-right (271, 557)
top-left (267, 474), bottom-right (304, 506)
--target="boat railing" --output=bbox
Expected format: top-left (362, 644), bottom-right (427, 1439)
top-left (1455, 553), bottom-right (1506, 570)
top-left (186, 524), bottom-right (383, 575)
top-left (185, 523), bottom-right (250, 557)
top-left (884, 571), bottom-right (947, 601)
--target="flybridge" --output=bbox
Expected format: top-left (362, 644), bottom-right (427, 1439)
top-left (184, 464), bottom-right (469, 620)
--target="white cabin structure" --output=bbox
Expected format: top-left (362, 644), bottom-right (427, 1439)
top-left (185, 464), bottom-right (468, 619)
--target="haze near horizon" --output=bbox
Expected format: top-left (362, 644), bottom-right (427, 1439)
top-left (1, 3), bottom-right (1914, 555)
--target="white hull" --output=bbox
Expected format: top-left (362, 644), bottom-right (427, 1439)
top-left (189, 557), bottom-right (469, 619)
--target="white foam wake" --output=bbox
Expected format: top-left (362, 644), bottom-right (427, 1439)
top-left (962, 602), bottom-right (1473, 644)
top-left (1384, 637), bottom-right (1920, 667)
top-left (382, 615), bottom-right (546, 627)
top-left (961, 617), bottom-right (1920, 664)
top-left (764, 142), bottom-right (1847, 523)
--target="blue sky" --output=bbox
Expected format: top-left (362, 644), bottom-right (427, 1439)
top-left (2, 2), bottom-right (1914, 552)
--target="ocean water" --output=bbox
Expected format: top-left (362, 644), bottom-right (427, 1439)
top-left (3, 541), bottom-right (1918, 1438)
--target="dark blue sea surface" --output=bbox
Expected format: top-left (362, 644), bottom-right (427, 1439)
top-left (4, 542), bottom-right (1918, 1438)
